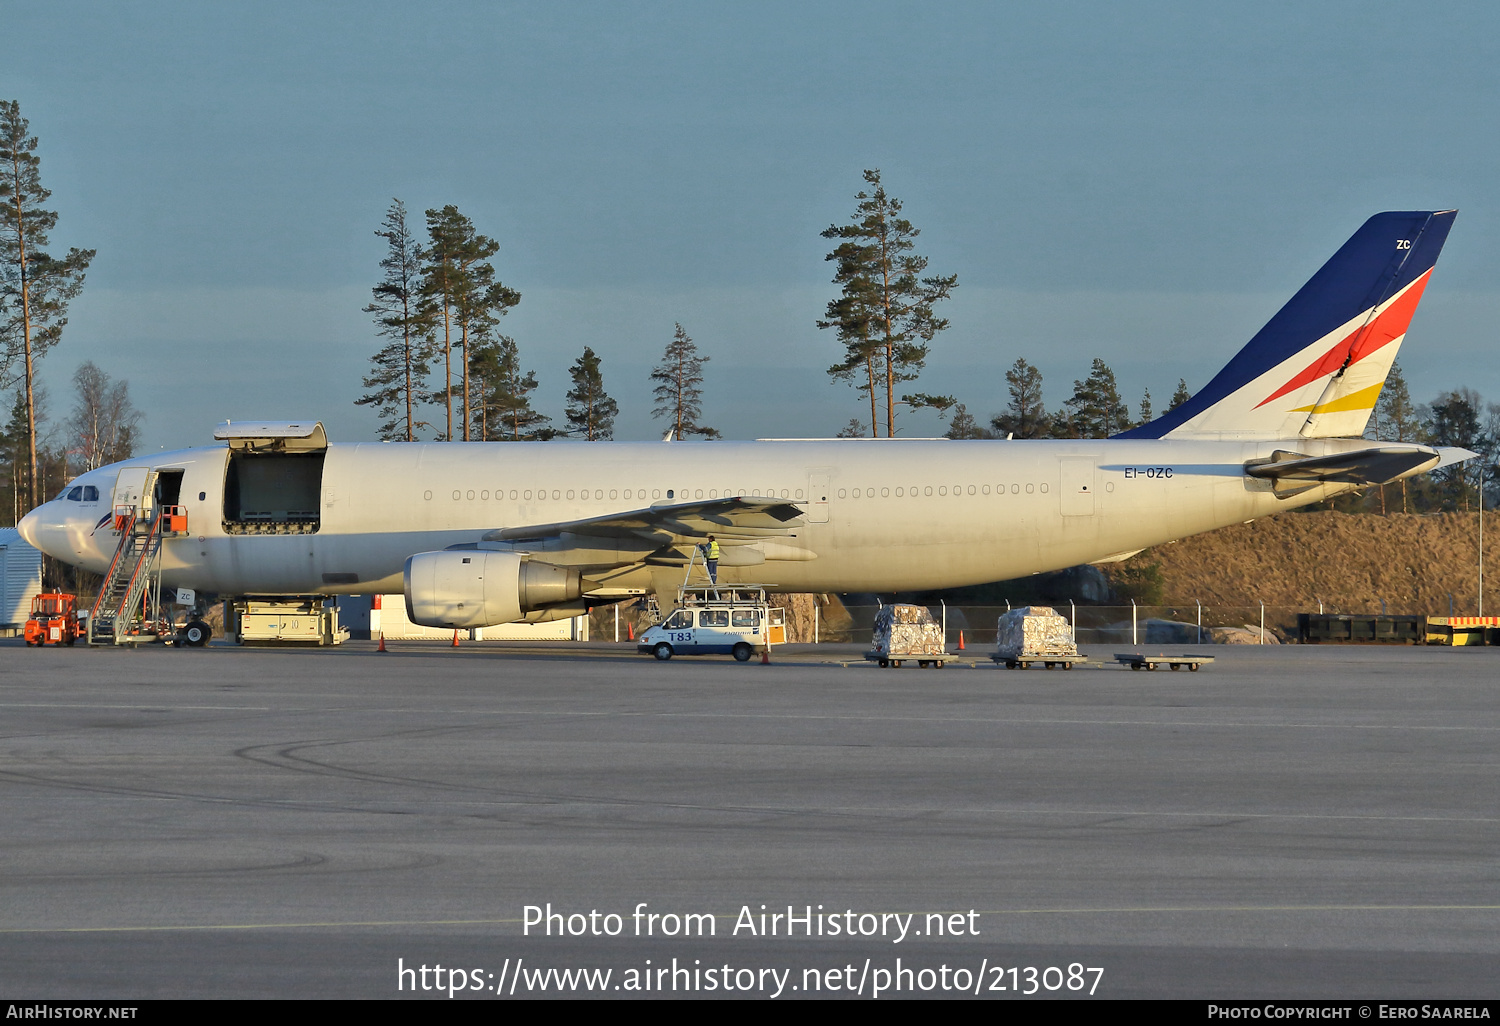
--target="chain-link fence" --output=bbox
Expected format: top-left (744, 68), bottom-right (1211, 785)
top-left (833, 603), bottom-right (1302, 647)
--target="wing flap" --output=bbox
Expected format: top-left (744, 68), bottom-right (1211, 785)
top-left (484, 495), bottom-right (803, 544)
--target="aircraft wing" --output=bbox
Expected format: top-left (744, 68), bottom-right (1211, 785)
top-left (1244, 446), bottom-right (1446, 486)
top-left (484, 495), bottom-right (804, 545)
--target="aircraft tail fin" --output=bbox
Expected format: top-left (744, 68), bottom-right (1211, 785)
top-left (1118, 210), bottom-right (1456, 440)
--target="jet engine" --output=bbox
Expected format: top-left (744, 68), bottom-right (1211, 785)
top-left (404, 550), bottom-right (589, 628)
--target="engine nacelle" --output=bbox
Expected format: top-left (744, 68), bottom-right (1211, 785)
top-left (404, 550), bottom-right (587, 629)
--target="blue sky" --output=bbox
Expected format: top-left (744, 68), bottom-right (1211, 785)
top-left (5, 1), bottom-right (1498, 449)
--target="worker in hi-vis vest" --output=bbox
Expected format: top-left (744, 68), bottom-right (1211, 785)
top-left (704, 535), bottom-right (720, 584)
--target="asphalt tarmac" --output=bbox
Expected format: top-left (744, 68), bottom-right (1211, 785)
top-left (0, 639), bottom-right (1496, 1000)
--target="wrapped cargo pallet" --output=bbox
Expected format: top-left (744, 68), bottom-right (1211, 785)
top-left (995, 606), bottom-right (1079, 659)
top-left (871, 604), bottom-right (946, 657)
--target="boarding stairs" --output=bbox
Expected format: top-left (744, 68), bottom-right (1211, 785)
top-left (88, 488), bottom-right (177, 646)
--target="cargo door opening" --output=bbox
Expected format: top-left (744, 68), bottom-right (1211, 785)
top-left (216, 421), bottom-right (328, 536)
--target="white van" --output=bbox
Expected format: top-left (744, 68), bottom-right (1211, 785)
top-left (637, 586), bottom-right (785, 661)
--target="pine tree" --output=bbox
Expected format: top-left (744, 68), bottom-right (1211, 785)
top-left (356, 200), bottom-right (432, 441)
top-left (990, 358), bottom-right (1048, 438)
top-left (0, 101), bottom-right (93, 511)
top-left (472, 336), bottom-right (553, 441)
top-left (1138, 388), bottom-right (1153, 426)
top-left (820, 170), bottom-right (957, 436)
top-left (1064, 359), bottom-right (1130, 438)
top-left (650, 324), bottom-right (719, 439)
top-left (1167, 379), bottom-right (1191, 412)
top-left (1426, 389), bottom-right (1487, 511)
top-left (944, 403), bottom-right (993, 439)
top-left (421, 206), bottom-right (516, 441)
top-left (564, 346), bottom-right (618, 440)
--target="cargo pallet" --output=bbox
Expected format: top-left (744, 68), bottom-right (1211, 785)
top-left (1113, 653), bottom-right (1213, 671)
top-left (992, 653), bottom-right (1090, 670)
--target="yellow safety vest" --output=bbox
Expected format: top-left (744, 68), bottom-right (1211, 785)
top-left (707, 540), bottom-right (720, 560)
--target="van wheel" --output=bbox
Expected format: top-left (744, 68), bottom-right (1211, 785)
top-left (732, 643), bottom-right (753, 662)
top-left (653, 643), bottom-right (673, 661)
top-left (184, 621), bottom-right (211, 647)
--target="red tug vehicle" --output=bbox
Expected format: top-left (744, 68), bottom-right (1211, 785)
top-left (24, 592), bottom-right (83, 647)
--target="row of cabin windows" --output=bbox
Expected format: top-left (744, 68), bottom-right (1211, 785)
top-left (423, 481), bottom-right (1111, 503)
top-left (428, 487), bottom-right (804, 502)
top-left (835, 482), bottom-right (1103, 498)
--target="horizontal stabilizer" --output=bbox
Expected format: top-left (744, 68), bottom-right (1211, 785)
top-left (1244, 447), bottom-right (1440, 486)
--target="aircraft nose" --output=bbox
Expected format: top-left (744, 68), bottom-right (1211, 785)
top-left (16, 504), bottom-right (45, 548)
top-left (17, 502), bottom-right (73, 559)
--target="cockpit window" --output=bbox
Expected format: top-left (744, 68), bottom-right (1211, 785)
top-left (66, 486), bottom-right (83, 501)
top-left (82, 485), bottom-right (99, 501)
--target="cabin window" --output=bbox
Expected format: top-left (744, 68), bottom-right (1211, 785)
top-left (467, 490), bottom-right (475, 500)
top-left (1040, 483), bottom-right (1049, 493)
top-left (452, 491), bottom-right (461, 500)
top-left (968, 485), bottom-right (976, 496)
top-left (982, 484), bottom-right (990, 495)
top-left (663, 609), bottom-right (692, 630)
top-left (424, 490), bottom-right (432, 500)
top-left (732, 609), bottom-right (760, 627)
top-left (895, 487), bottom-right (903, 497)
top-left (1026, 483), bottom-right (1034, 494)
top-left (837, 489), bottom-right (846, 499)
top-left (567, 490), bottom-right (575, 500)
top-left (938, 486), bottom-right (947, 496)
top-left (667, 490), bottom-right (675, 499)
top-left (1012, 484), bottom-right (1020, 494)
top-left (881, 487), bottom-right (890, 497)
top-left (699, 610), bottom-right (729, 628)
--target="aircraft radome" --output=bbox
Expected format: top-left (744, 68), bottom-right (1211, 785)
top-left (20, 210), bottom-right (1472, 630)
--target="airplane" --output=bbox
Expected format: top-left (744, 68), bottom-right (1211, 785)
top-left (18, 209), bottom-right (1470, 636)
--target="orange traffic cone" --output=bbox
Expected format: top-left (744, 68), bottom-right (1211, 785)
top-left (958, 631), bottom-right (965, 651)
top-left (760, 646), bottom-right (770, 664)
top-left (627, 622), bottom-right (635, 641)
top-left (377, 633), bottom-right (387, 652)
top-left (452, 629), bottom-right (460, 647)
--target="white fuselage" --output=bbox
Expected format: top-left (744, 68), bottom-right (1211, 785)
top-left (21, 436), bottom-right (1366, 598)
